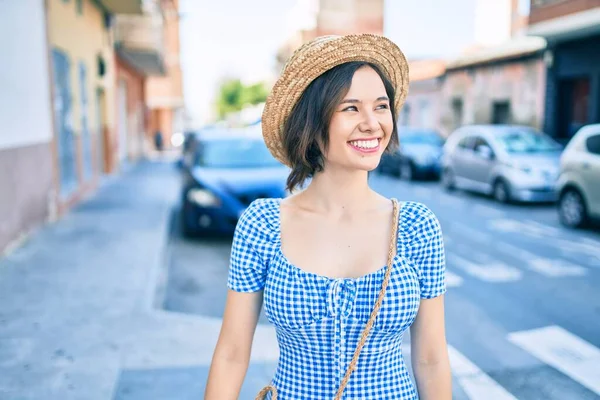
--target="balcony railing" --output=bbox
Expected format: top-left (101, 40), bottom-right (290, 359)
top-left (114, 14), bottom-right (166, 76)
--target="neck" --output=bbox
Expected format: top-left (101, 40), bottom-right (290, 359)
top-left (302, 164), bottom-right (374, 213)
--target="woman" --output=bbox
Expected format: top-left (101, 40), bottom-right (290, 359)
top-left (205, 34), bottom-right (451, 399)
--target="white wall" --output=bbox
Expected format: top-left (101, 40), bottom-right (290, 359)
top-left (0, 0), bottom-right (53, 150)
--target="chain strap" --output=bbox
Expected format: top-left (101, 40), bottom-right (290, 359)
top-left (256, 199), bottom-right (400, 400)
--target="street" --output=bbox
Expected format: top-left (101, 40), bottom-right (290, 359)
top-left (1, 162), bottom-right (598, 400)
top-left (165, 173), bottom-right (600, 399)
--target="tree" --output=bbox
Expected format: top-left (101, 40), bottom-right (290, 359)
top-left (215, 79), bottom-right (269, 119)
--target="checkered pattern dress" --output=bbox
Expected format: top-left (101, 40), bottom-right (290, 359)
top-left (228, 198), bottom-right (446, 399)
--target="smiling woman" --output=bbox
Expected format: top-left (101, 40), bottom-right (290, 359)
top-left (205, 34), bottom-right (452, 400)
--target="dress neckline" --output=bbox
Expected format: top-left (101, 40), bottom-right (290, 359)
top-left (273, 197), bottom-right (403, 282)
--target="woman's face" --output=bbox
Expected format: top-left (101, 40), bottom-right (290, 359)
top-left (324, 66), bottom-right (394, 172)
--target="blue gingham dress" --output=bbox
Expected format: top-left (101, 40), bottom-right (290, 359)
top-left (227, 198), bottom-right (446, 399)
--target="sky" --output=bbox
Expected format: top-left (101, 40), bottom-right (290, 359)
top-left (179, 0), bottom-right (512, 126)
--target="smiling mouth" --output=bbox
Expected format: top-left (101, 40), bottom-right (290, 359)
top-left (347, 138), bottom-right (381, 153)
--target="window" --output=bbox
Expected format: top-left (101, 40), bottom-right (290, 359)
top-left (473, 137), bottom-right (491, 151)
top-left (195, 138), bottom-right (281, 168)
top-left (495, 128), bottom-right (563, 153)
top-left (586, 134), bottom-right (600, 155)
top-left (400, 103), bottom-right (411, 127)
top-left (451, 98), bottom-right (463, 129)
top-left (492, 101), bottom-right (511, 124)
top-left (458, 135), bottom-right (474, 150)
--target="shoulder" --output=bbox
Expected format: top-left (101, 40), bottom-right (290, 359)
top-left (397, 201), bottom-right (443, 247)
top-left (236, 198), bottom-right (280, 239)
top-left (399, 201), bottom-right (440, 231)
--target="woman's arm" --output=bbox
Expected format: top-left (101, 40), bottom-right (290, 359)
top-left (410, 295), bottom-right (452, 400)
top-left (204, 289), bottom-right (264, 399)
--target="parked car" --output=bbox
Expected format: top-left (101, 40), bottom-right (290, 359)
top-left (180, 127), bottom-right (289, 236)
top-left (441, 125), bottom-right (563, 203)
top-left (556, 124), bottom-right (600, 228)
top-left (378, 128), bottom-right (444, 180)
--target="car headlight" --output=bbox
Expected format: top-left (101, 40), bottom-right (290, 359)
top-left (187, 188), bottom-right (220, 206)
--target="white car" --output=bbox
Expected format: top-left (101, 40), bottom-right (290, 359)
top-left (441, 125), bottom-right (563, 203)
top-left (557, 124), bottom-right (600, 228)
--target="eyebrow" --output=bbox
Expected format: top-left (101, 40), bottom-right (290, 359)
top-left (340, 96), bottom-right (389, 104)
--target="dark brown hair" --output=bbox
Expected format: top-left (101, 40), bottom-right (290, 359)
top-left (283, 61), bottom-right (399, 192)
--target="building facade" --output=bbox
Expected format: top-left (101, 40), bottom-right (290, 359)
top-left (440, 37), bottom-right (547, 135)
top-left (47, 0), bottom-right (122, 208)
top-left (401, 60), bottom-right (446, 136)
top-left (145, 0), bottom-right (184, 150)
top-left (276, 0), bottom-right (384, 72)
top-left (0, 0), bottom-right (55, 253)
top-left (114, 0), bottom-right (167, 164)
top-left (528, 0), bottom-right (600, 141)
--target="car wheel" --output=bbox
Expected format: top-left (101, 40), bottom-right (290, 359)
top-left (493, 179), bottom-right (511, 203)
top-left (559, 188), bottom-right (588, 228)
top-left (400, 160), bottom-right (414, 181)
top-left (441, 168), bottom-right (455, 191)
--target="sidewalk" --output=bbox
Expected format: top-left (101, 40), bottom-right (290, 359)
top-left (0, 160), bottom-right (277, 400)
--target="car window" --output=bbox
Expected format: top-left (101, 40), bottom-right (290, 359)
top-left (473, 137), bottom-right (491, 150)
top-left (195, 138), bottom-right (282, 168)
top-left (458, 135), bottom-right (474, 150)
top-left (400, 131), bottom-right (444, 146)
top-left (585, 134), bottom-right (600, 155)
top-left (495, 128), bottom-right (562, 153)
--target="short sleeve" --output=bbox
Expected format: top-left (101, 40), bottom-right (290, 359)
top-left (227, 199), bottom-right (277, 292)
top-left (402, 202), bottom-right (446, 299)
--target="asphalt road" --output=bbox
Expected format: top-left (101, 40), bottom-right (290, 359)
top-left (164, 173), bottom-right (600, 400)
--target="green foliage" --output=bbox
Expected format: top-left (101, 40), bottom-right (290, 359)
top-left (215, 79), bottom-right (269, 119)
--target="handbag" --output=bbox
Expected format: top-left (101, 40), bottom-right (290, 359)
top-left (256, 199), bottom-right (401, 400)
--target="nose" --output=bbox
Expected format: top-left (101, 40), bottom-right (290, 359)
top-left (358, 110), bottom-right (380, 133)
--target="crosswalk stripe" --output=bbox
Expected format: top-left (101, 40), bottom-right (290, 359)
top-left (447, 253), bottom-right (522, 282)
top-left (496, 242), bottom-right (587, 277)
top-left (508, 325), bottom-right (600, 396)
top-left (448, 345), bottom-right (518, 400)
top-left (446, 270), bottom-right (463, 287)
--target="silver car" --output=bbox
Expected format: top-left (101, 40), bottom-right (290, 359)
top-left (441, 125), bottom-right (563, 203)
top-left (557, 124), bottom-right (600, 228)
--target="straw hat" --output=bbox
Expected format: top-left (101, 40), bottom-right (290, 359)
top-left (262, 33), bottom-right (410, 166)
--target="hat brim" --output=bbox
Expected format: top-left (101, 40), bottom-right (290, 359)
top-left (262, 34), bottom-right (410, 167)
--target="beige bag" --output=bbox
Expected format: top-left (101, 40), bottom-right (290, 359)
top-left (256, 199), bottom-right (401, 400)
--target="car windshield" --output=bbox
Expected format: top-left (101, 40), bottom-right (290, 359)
top-left (196, 138), bottom-right (282, 168)
top-left (400, 131), bottom-right (444, 146)
top-left (495, 129), bottom-right (562, 153)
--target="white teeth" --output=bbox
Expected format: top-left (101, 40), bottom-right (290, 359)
top-left (349, 139), bottom-right (379, 149)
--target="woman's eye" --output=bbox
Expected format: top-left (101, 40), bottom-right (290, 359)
top-left (343, 105), bottom-right (358, 112)
top-left (376, 103), bottom-right (390, 110)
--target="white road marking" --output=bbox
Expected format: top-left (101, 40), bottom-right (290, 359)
top-left (552, 237), bottom-right (600, 261)
top-left (438, 193), bottom-right (465, 207)
top-left (488, 219), bottom-right (548, 239)
top-left (508, 325), bottom-right (600, 396)
top-left (447, 253), bottom-right (522, 282)
top-left (448, 345), bottom-right (519, 400)
top-left (473, 204), bottom-right (506, 218)
top-left (496, 242), bottom-right (587, 277)
top-left (446, 270), bottom-right (463, 287)
top-left (448, 222), bottom-right (493, 244)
